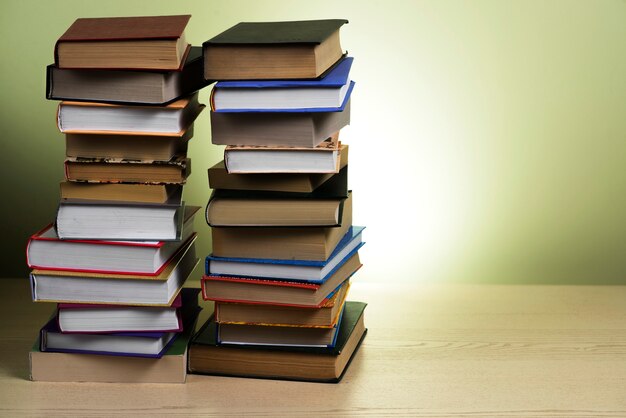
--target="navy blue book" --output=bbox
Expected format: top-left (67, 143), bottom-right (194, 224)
top-left (210, 57), bottom-right (354, 113)
top-left (206, 226), bottom-right (364, 283)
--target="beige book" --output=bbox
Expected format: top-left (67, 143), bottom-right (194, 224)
top-left (60, 182), bottom-right (182, 204)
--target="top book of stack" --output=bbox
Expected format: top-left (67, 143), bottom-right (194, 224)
top-left (203, 19), bottom-right (348, 80)
top-left (55, 15), bottom-right (191, 70)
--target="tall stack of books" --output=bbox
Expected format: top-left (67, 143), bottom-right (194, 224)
top-left (188, 19), bottom-right (368, 383)
top-left (26, 15), bottom-right (208, 383)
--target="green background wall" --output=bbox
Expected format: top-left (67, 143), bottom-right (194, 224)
top-left (1, 0), bottom-right (624, 283)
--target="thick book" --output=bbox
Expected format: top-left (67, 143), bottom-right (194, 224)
top-left (30, 303), bottom-right (201, 383)
top-left (60, 182), bottom-right (183, 204)
top-left (203, 19), bottom-right (347, 80)
top-left (27, 206), bottom-right (198, 274)
top-left (224, 137), bottom-right (342, 174)
top-left (212, 192), bottom-right (352, 261)
top-left (30, 238), bottom-right (198, 306)
top-left (211, 57), bottom-right (354, 112)
top-left (64, 155), bottom-right (191, 184)
top-left (55, 201), bottom-right (188, 241)
top-left (216, 280), bottom-right (349, 328)
top-left (47, 46), bottom-right (211, 104)
top-left (57, 93), bottom-right (204, 136)
top-left (188, 301), bottom-right (367, 383)
top-left (207, 225), bottom-right (364, 282)
top-left (201, 252), bottom-right (361, 307)
top-left (55, 15), bottom-right (191, 70)
top-left (65, 127), bottom-right (193, 161)
top-left (207, 148), bottom-right (349, 193)
top-left (210, 100), bottom-right (350, 147)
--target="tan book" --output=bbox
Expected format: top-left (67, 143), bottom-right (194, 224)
top-left (55, 15), bottom-right (191, 70)
top-left (208, 145), bottom-right (348, 193)
top-left (203, 20), bottom-right (346, 80)
top-left (211, 191), bottom-right (352, 261)
top-left (64, 155), bottom-right (190, 184)
top-left (60, 182), bottom-right (182, 204)
top-left (66, 127), bottom-right (192, 160)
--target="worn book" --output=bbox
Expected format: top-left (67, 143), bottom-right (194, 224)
top-left (203, 19), bottom-right (347, 80)
top-left (60, 182), bottom-right (182, 204)
top-left (208, 148), bottom-right (349, 193)
top-left (64, 155), bottom-right (190, 184)
top-left (188, 301), bottom-right (366, 383)
top-left (65, 127), bottom-right (193, 161)
top-left (57, 93), bottom-right (204, 136)
top-left (47, 47), bottom-right (210, 104)
top-left (27, 206), bottom-right (198, 274)
top-left (30, 238), bottom-right (198, 306)
top-left (210, 101), bottom-right (349, 147)
top-left (212, 192), bottom-right (352, 261)
top-left (30, 302), bottom-right (201, 383)
top-left (55, 15), bottom-right (191, 70)
top-left (216, 280), bottom-right (349, 328)
top-left (211, 57), bottom-right (354, 112)
top-left (202, 252), bottom-right (361, 307)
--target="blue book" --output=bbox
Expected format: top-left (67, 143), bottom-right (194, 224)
top-left (211, 57), bottom-right (354, 113)
top-left (206, 226), bottom-right (365, 283)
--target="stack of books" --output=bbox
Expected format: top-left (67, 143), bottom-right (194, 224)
top-left (188, 19), bottom-right (368, 383)
top-left (27, 15), bottom-right (208, 383)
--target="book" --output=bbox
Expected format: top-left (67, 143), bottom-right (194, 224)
top-left (30, 302), bottom-right (200, 383)
top-left (211, 57), bottom-right (354, 112)
top-left (60, 182), bottom-right (182, 204)
top-left (30, 238), bottom-right (198, 306)
top-left (203, 19), bottom-right (347, 80)
top-left (55, 15), bottom-right (191, 70)
top-left (47, 47), bottom-right (211, 104)
top-left (27, 206), bottom-right (198, 274)
top-left (201, 252), bottom-right (361, 307)
top-left (64, 155), bottom-right (191, 184)
top-left (55, 201), bottom-right (187, 241)
top-left (206, 225), bottom-right (364, 282)
top-left (56, 288), bottom-right (195, 333)
top-left (216, 280), bottom-right (349, 327)
top-left (211, 191), bottom-right (352, 261)
top-left (188, 301), bottom-right (367, 382)
top-left (57, 93), bottom-right (204, 136)
top-left (210, 100), bottom-right (350, 147)
top-left (207, 147), bottom-right (349, 193)
top-left (65, 127), bottom-right (193, 160)
top-left (224, 137), bottom-right (342, 174)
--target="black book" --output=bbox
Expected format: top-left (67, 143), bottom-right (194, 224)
top-left (188, 301), bottom-right (367, 383)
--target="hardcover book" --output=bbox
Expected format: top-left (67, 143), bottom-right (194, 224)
top-left (60, 182), bottom-right (183, 204)
top-left (188, 301), bottom-right (367, 383)
top-left (55, 15), bottom-right (192, 70)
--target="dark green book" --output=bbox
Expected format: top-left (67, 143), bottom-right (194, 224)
top-left (188, 301), bottom-right (367, 383)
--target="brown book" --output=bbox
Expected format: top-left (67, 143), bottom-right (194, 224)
top-left (60, 182), bottom-right (182, 204)
top-left (216, 280), bottom-right (349, 327)
top-left (203, 20), bottom-right (346, 80)
top-left (211, 101), bottom-right (349, 147)
top-left (55, 15), bottom-right (191, 70)
top-left (64, 156), bottom-right (190, 184)
top-left (188, 301), bottom-right (367, 383)
top-left (208, 145), bottom-right (348, 193)
top-left (66, 127), bottom-right (192, 160)
top-left (211, 190), bottom-right (352, 261)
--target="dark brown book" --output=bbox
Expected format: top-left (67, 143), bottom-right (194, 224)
top-left (203, 20), bottom-right (347, 80)
top-left (55, 15), bottom-right (191, 70)
top-left (211, 101), bottom-right (350, 147)
top-left (65, 127), bottom-right (192, 161)
top-left (64, 156), bottom-right (190, 184)
top-left (60, 182), bottom-right (182, 204)
top-left (211, 192), bottom-right (352, 261)
top-left (47, 47), bottom-right (211, 105)
top-left (188, 301), bottom-right (367, 383)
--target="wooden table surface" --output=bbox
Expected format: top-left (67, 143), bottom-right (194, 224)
top-left (1, 278), bottom-right (625, 417)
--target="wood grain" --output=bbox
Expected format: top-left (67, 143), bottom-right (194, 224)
top-left (0, 279), bottom-right (625, 417)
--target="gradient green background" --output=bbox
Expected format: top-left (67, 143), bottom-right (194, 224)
top-left (1, 0), bottom-right (624, 284)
